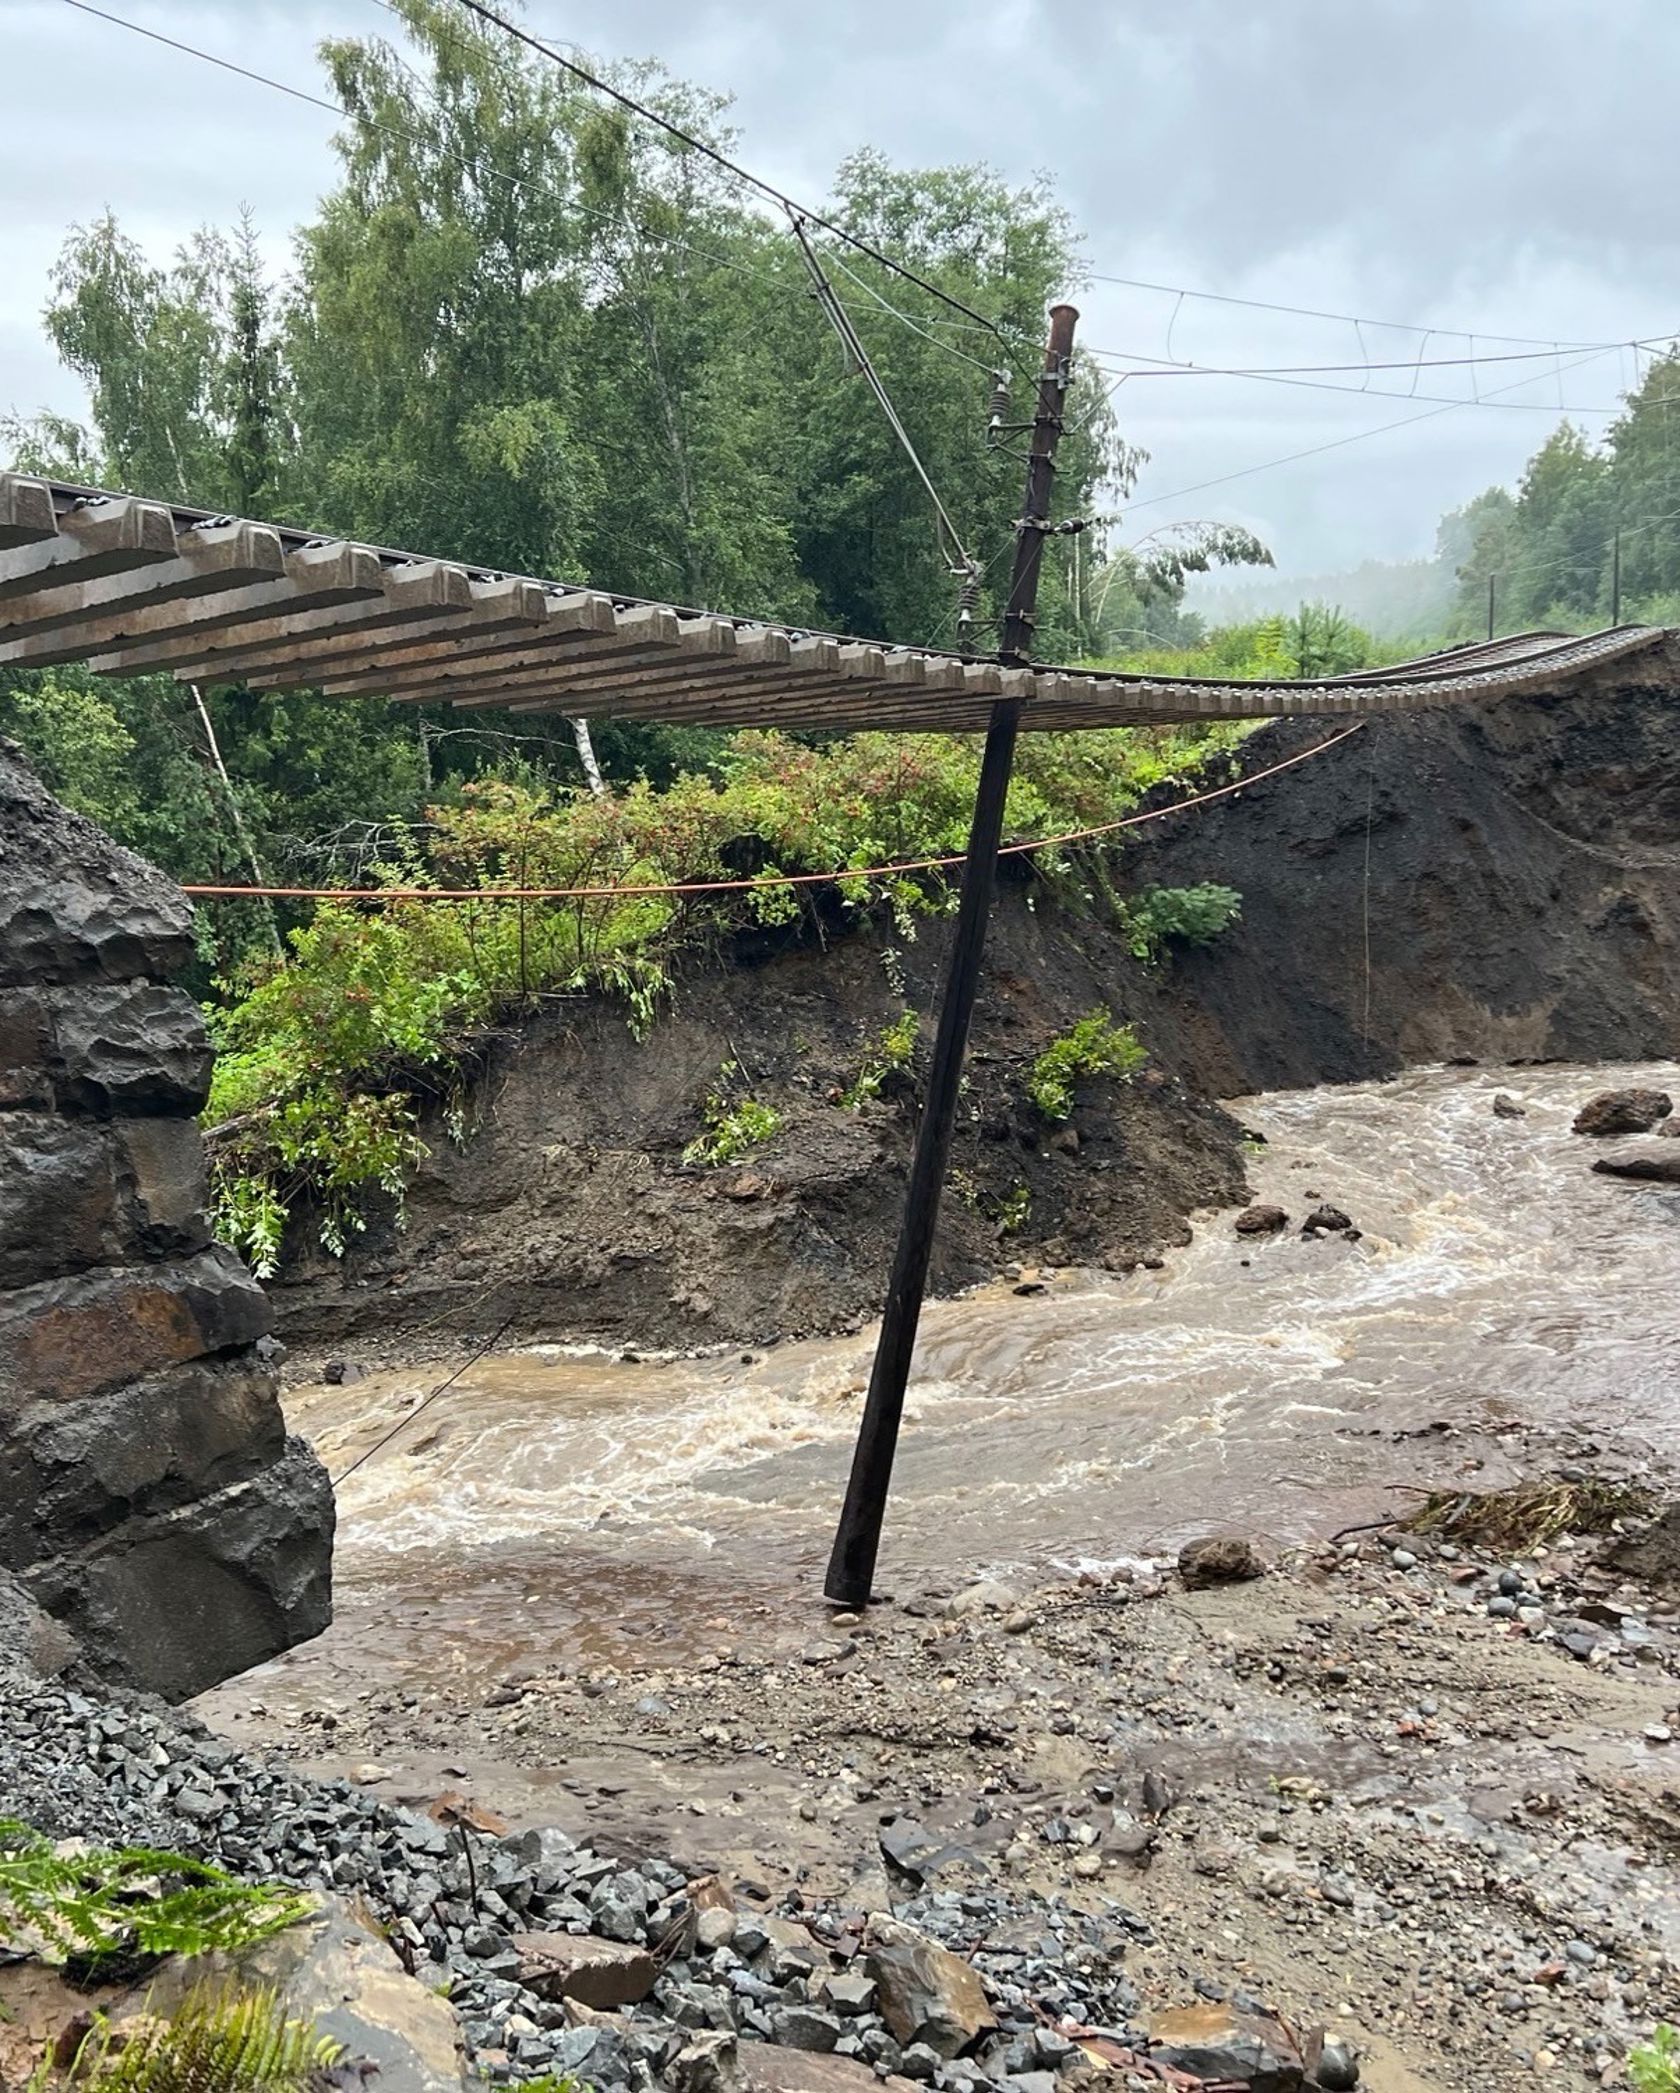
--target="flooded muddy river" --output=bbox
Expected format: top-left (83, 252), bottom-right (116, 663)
top-left (220, 1061), bottom-right (1680, 1704)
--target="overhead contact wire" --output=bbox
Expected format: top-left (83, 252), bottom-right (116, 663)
top-left (788, 213), bottom-right (975, 579)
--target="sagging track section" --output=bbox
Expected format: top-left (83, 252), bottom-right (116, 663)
top-left (0, 473), bottom-right (1669, 732)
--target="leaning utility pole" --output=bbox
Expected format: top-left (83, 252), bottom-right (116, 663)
top-left (824, 303), bottom-right (1080, 1610)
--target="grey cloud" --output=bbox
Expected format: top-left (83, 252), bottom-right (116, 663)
top-left (4, 0), bottom-right (1676, 574)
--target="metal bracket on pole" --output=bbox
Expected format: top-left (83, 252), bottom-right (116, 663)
top-left (823, 303), bottom-right (1081, 1610)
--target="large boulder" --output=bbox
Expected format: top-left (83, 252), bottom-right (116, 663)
top-left (863, 1917), bottom-right (996, 2059)
top-left (0, 741), bottom-right (332, 1698)
top-left (141, 1894), bottom-right (470, 2093)
top-left (1572, 1088), bottom-right (1672, 1135)
top-left (1146, 2002), bottom-right (1308, 2091)
top-left (739, 2045), bottom-right (922, 2093)
top-left (511, 1931), bottom-right (657, 2009)
top-left (0, 1566), bottom-right (79, 1678)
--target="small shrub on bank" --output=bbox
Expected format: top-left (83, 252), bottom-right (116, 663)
top-left (841, 1009), bottom-right (920, 1109)
top-left (1120, 882), bottom-right (1243, 964)
top-left (683, 1063), bottom-right (783, 1168)
top-left (1027, 1009), bottom-right (1147, 1121)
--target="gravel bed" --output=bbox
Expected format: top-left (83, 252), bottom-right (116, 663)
top-left (0, 1653), bottom-right (1154, 2091)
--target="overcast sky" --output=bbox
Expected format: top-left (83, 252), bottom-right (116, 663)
top-left (5, 0), bottom-right (1678, 583)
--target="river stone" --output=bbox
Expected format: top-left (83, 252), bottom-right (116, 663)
top-left (1147, 2002), bottom-right (1307, 2091)
top-left (500, 1825), bottom-right (577, 1891)
top-left (1571, 1088), bottom-right (1672, 1135)
top-left (1592, 1148), bottom-right (1680, 1183)
top-left (1600, 1502), bottom-right (1680, 1595)
top-left (590, 1870), bottom-right (651, 1942)
top-left (769, 2006), bottom-right (842, 2053)
top-left (819, 1973), bottom-right (877, 2017)
top-left (1234, 1203), bottom-right (1289, 1235)
top-left (670, 2032), bottom-right (741, 2093)
top-left (1491, 1092), bottom-right (1527, 1118)
top-left (1304, 2029), bottom-right (1361, 2089)
top-left (511, 1931), bottom-right (657, 2008)
top-left (864, 1916), bottom-right (996, 2058)
top-left (1179, 1534), bottom-right (1265, 1588)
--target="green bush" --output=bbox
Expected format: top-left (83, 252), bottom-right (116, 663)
top-left (1120, 882), bottom-right (1243, 963)
top-left (682, 1063), bottom-right (783, 1168)
top-left (1632, 2026), bottom-right (1679, 2093)
top-left (1027, 1009), bottom-right (1147, 1120)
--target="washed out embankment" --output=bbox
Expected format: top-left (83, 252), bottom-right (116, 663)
top-left (266, 677), bottom-right (1680, 1354)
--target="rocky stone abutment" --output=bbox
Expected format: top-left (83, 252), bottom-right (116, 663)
top-left (0, 741), bottom-right (332, 1699)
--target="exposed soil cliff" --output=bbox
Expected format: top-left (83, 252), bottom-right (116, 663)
top-left (1128, 664), bottom-right (1680, 1093)
top-left (269, 669), bottom-right (1680, 1355)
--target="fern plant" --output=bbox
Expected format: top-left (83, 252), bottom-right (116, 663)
top-left (0, 1823), bottom-right (310, 1983)
top-left (54, 1986), bottom-right (341, 2093)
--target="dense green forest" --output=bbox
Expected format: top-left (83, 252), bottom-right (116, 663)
top-left (2, 0), bottom-right (1677, 1262)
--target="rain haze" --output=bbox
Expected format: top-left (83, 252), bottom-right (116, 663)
top-left (3, 0), bottom-right (1677, 587)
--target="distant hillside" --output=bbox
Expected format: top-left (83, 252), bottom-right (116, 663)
top-left (1186, 556), bottom-right (1454, 644)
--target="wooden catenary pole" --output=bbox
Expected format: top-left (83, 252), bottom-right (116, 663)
top-left (824, 303), bottom-right (1080, 1609)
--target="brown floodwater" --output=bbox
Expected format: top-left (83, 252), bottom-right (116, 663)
top-left (209, 1061), bottom-right (1680, 1710)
